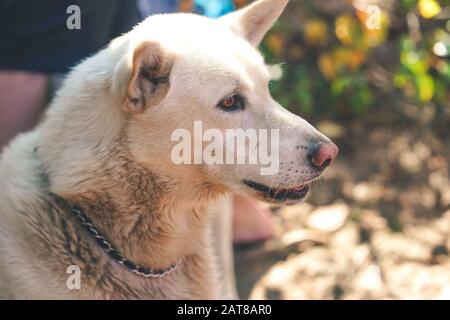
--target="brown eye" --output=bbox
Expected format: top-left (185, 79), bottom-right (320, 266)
top-left (222, 96), bottom-right (236, 108)
top-left (218, 94), bottom-right (245, 112)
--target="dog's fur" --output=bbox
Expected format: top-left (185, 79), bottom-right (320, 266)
top-left (0, 0), bottom-right (335, 299)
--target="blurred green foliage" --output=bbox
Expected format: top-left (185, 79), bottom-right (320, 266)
top-left (256, 0), bottom-right (450, 117)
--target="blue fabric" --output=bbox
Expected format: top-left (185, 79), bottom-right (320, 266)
top-left (139, 0), bottom-right (235, 18)
top-left (138, 0), bottom-right (178, 16)
top-left (0, 0), bottom-right (139, 73)
top-left (194, 0), bottom-right (235, 18)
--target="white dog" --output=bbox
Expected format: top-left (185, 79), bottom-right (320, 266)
top-left (0, 0), bottom-right (337, 299)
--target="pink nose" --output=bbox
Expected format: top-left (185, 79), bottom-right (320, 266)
top-left (310, 142), bottom-right (339, 170)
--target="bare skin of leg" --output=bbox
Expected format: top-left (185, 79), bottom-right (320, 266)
top-left (232, 195), bottom-right (274, 244)
top-left (0, 71), bottom-right (49, 151)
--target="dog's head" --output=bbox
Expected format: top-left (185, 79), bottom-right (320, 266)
top-left (112, 0), bottom-right (338, 205)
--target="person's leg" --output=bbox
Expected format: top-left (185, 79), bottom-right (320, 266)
top-left (0, 71), bottom-right (49, 151)
top-left (232, 195), bottom-right (274, 244)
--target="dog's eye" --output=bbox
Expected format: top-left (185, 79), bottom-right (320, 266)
top-left (217, 94), bottom-right (245, 112)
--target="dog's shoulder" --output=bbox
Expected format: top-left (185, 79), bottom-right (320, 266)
top-left (0, 131), bottom-right (49, 296)
top-left (0, 130), bottom-right (46, 208)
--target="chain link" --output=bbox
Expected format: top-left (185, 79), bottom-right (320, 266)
top-left (60, 197), bottom-right (180, 279)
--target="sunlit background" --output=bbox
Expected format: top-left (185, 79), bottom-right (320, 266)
top-left (180, 0), bottom-right (450, 300)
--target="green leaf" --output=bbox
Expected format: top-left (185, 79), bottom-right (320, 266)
top-left (415, 73), bottom-right (435, 103)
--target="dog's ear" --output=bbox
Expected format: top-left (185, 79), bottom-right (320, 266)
top-left (220, 0), bottom-right (289, 47)
top-left (114, 41), bottom-right (173, 113)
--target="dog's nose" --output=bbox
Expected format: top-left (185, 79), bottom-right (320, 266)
top-left (309, 142), bottom-right (339, 170)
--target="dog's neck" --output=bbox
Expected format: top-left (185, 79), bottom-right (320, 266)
top-left (56, 143), bottom-right (222, 270)
top-left (39, 58), bottom-right (225, 271)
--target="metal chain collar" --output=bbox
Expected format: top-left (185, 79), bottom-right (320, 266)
top-left (60, 196), bottom-right (180, 278)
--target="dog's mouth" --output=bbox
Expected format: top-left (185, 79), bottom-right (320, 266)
top-left (243, 180), bottom-right (311, 205)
